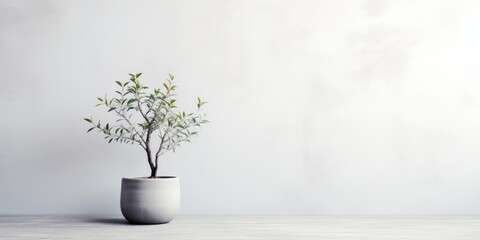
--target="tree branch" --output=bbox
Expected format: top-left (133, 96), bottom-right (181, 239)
top-left (113, 109), bottom-right (147, 148)
top-left (154, 126), bottom-right (171, 166)
top-left (136, 93), bottom-right (150, 124)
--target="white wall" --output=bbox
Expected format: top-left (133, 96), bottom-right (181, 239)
top-left (2, 0), bottom-right (480, 215)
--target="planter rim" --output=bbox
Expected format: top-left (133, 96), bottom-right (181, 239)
top-left (123, 176), bottom-right (178, 181)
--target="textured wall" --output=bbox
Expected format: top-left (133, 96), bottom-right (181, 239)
top-left (1, 0), bottom-right (480, 215)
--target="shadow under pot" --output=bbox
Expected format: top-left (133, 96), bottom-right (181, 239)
top-left (120, 177), bottom-right (180, 224)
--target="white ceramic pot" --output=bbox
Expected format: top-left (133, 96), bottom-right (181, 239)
top-left (120, 177), bottom-right (180, 224)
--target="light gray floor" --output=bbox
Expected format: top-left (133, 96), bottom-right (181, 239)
top-left (1, 216), bottom-right (480, 239)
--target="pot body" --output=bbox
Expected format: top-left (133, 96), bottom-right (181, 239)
top-left (120, 177), bottom-right (180, 224)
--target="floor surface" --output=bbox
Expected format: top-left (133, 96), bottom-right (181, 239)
top-left (1, 215), bottom-right (479, 239)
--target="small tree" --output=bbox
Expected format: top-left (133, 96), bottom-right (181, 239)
top-left (84, 73), bottom-right (208, 178)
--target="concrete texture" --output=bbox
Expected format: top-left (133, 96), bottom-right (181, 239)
top-left (2, 0), bottom-right (480, 215)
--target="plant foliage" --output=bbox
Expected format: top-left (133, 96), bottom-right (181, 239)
top-left (84, 73), bottom-right (208, 178)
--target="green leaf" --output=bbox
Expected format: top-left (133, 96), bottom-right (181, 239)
top-left (97, 97), bottom-right (103, 102)
top-left (169, 73), bottom-right (175, 80)
top-left (87, 127), bottom-right (95, 133)
top-left (128, 73), bottom-right (135, 78)
top-left (197, 97), bottom-right (207, 108)
top-left (135, 73), bottom-right (142, 78)
top-left (106, 123), bottom-right (110, 130)
top-left (108, 138), bottom-right (113, 143)
top-left (115, 81), bottom-right (122, 87)
top-left (127, 99), bottom-right (136, 105)
top-left (83, 118), bottom-right (92, 123)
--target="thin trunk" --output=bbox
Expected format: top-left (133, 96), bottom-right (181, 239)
top-left (153, 154), bottom-right (160, 178)
top-left (145, 130), bottom-right (156, 178)
top-left (147, 150), bottom-right (156, 178)
top-left (150, 166), bottom-right (158, 178)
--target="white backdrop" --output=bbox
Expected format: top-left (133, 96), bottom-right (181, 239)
top-left (2, 0), bottom-right (480, 215)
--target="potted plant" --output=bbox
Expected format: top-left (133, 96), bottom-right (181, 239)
top-left (84, 73), bottom-right (207, 224)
